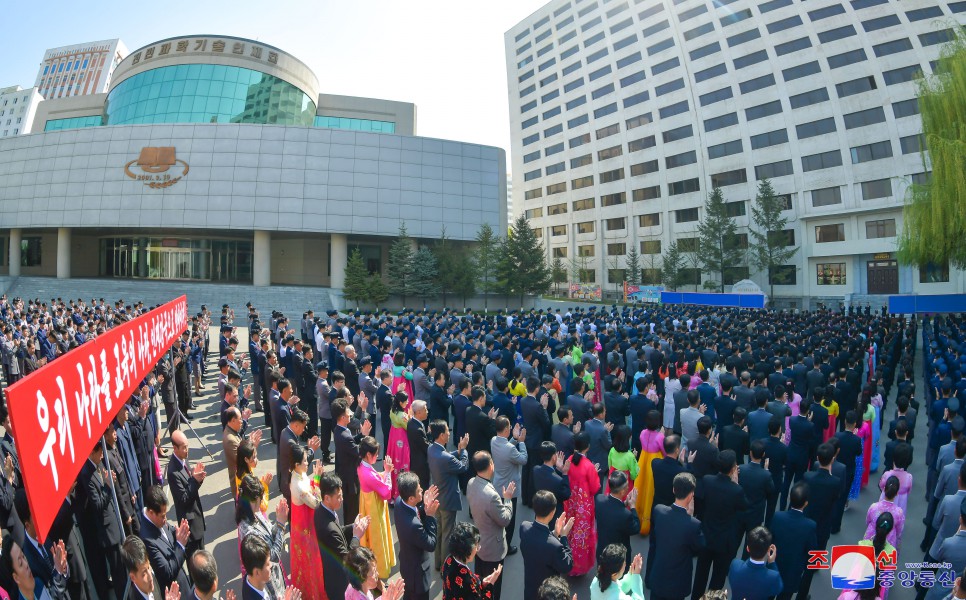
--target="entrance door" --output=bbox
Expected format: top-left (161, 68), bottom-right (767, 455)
top-left (867, 260), bottom-right (898, 294)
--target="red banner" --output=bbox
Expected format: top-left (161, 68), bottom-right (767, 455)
top-left (5, 295), bottom-right (188, 543)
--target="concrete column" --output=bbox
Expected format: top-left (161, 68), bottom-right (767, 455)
top-left (330, 233), bottom-right (348, 289)
top-left (56, 227), bottom-right (71, 279)
top-left (253, 230), bottom-right (271, 287)
top-left (8, 229), bottom-right (21, 277)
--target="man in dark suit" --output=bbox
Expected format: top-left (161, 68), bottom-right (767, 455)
top-left (603, 377), bottom-right (630, 427)
top-left (652, 434), bottom-right (688, 509)
top-left (719, 407), bottom-right (750, 465)
top-left (567, 379), bottom-right (593, 424)
top-left (671, 376), bottom-right (691, 435)
top-left (315, 472), bottom-right (368, 600)
top-left (466, 387), bottom-right (498, 462)
top-left (428, 419), bottom-right (469, 570)
top-left (452, 379), bottom-right (473, 442)
top-left (763, 418), bottom-right (788, 523)
top-left (48, 494), bottom-right (95, 600)
top-left (689, 417), bottom-right (720, 488)
top-left (647, 472), bottom-right (704, 600)
top-left (395, 472), bottom-right (438, 600)
top-left (13, 490), bottom-right (56, 593)
top-left (585, 402), bottom-right (613, 490)
top-left (803, 442), bottom-right (842, 551)
top-left (821, 437), bottom-right (851, 536)
top-left (240, 535), bottom-right (280, 600)
top-left (187, 550), bottom-right (226, 600)
top-left (429, 370), bottom-right (454, 425)
top-left (278, 408), bottom-right (322, 503)
top-left (138, 485), bottom-right (192, 599)
top-left (120, 535), bottom-right (165, 600)
top-left (885, 419), bottom-right (910, 471)
top-left (522, 378), bottom-right (552, 505)
top-left (728, 526), bottom-right (783, 600)
top-left (771, 482), bottom-right (818, 600)
top-left (692, 450), bottom-right (749, 599)
top-left (733, 372), bottom-right (756, 412)
top-left (520, 490), bottom-right (574, 600)
top-left (805, 362), bottom-right (826, 404)
top-left (747, 393), bottom-right (773, 443)
top-left (784, 399), bottom-right (814, 510)
top-left (343, 345), bottom-right (361, 398)
top-left (738, 440), bottom-right (776, 555)
top-left (533, 441), bottom-right (571, 521)
top-left (376, 369), bottom-right (394, 451)
top-left (595, 471), bottom-right (641, 561)
top-left (407, 400), bottom-right (432, 489)
top-left (333, 397), bottom-right (373, 524)
top-left (629, 378), bottom-right (657, 452)
top-left (551, 407), bottom-right (577, 458)
top-left (76, 441), bottom-right (125, 600)
top-left (714, 381), bottom-right (739, 429)
top-left (833, 410), bottom-right (864, 504)
top-left (166, 430), bottom-right (206, 559)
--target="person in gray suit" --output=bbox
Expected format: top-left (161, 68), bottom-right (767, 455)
top-left (413, 355), bottom-right (433, 402)
top-left (491, 416), bottom-right (528, 550)
top-left (427, 419), bottom-right (468, 571)
top-left (467, 451), bottom-right (515, 600)
top-left (930, 463), bottom-right (966, 562)
top-left (733, 372), bottom-right (757, 412)
top-left (584, 402), bottom-right (613, 489)
top-left (927, 499), bottom-right (966, 599)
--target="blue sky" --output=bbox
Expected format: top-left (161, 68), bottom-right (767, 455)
top-left (3, 0), bottom-right (550, 153)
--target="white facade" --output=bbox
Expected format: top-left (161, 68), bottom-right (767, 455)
top-left (505, 0), bottom-right (966, 304)
top-left (0, 86), bottom-right (42, 138)
top-left (507, 174), bottom-right (515, 224)
top-left (34, 39), bottom-right (128, 99)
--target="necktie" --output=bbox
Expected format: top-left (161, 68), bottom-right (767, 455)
top-left (39, 544), bottom-right (52, 569)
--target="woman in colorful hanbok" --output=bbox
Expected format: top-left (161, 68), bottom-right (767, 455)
top-left (357, 436), bottom-right (396, 579)
top-left (565, 432), bottom-right (601, 576)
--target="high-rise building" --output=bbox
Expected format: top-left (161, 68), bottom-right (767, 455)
top-left (0, 86), bottom-right (42, 138)
top-left (507, 175), bottom-right (515, 224)
top-left (505, 0), bottom-right (966, 305)
top-left (34, 39), bottom-right (128, 99)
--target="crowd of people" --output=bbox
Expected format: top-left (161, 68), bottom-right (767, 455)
top-left (0, 292), bottom-right (965, 600)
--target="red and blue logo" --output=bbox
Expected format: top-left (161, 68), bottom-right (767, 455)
top-left (830, 545), bottom-right (877, 590)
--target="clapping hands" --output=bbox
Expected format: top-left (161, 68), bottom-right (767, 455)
top-left (554, 511), bottom-right (575, 537)
top-left (51, 540), bottom-right (68, 575)
top-left (423, 485), bottom-right (440, 516)
top-left (482, 564), bottom-right (503, 587)
top-left (352, 515), bottom-right (371, 539)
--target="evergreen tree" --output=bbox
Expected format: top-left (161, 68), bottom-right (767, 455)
top-left (625, 247), bottom-right (641, 286)
top-left (451, 249), bottom-right (477, 307)
top-left (607, 255), bottom-right (623, 298)
top-left (499, 215), bottom-right (552, 306)
top-left (551, 257), bottom-right (567, 296)
top-left (698, 187), bottom-right (744, 293)
top-left (661, 240), bottom-right (684, 291)
top-left (898, 31), bottom-right (966, 269)
top-left (342, 248), bottom-right (371, 309)
top-left (750, 178), bottom-right (800, 298)
top-left (685, 251), bottom-right (704, 292)
top-left (366, 273), bottom-right (389, 307)
top-left (474, 223), bottom-right (499, 313)
top-left (409, 246), bottom-right (441, 308)
top-left (387, 222), bottom-right (414, 305)
top-left (432, 225), bottom-right (459, 306)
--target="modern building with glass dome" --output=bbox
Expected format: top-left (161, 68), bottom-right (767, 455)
top-left (0, 34), bottom-right (507, 290)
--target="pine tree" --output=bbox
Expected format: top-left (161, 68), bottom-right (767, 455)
top-left (550, 257), bottom-right (567, 296)
top-left (685, 251), bottom-right (704, 292)
top-left (625, 247), bottom-right (641, 286)
top-left (387, 222), bottom-right (414, 305)
top-left (661, 240), bottom-right (684, 291)
top-left (366, 273), bottom-right (389, 307)
top-left (898, 30), bottom-right (966, 269)
top-left (698, 187), bottom-right (744, 293)
top-left (607, 254), bottom-right (623, 298)
top-left (409, 246), bottom-right (441, 308)
top-left (432, 225), bottom-right (459, 306)
top-left (499, 215), bottom-right (552, 307)
top-left (451, 249), bottom-right (477, 307)
top-left (750, 178), bottom-right (800, 299)
top-left (474, 223), bottom-right (499, 313)
top-left (343, 248), bottom-right (371, 309)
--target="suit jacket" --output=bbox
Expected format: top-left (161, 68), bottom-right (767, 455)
top-left (834, 430), bottom-right (863, 480)
top-left (48, 498), bottom-right (93, 596)
top-left (467, 476), bottom-right (513, 561)
top-left (690, 435), bottom-right (720, 483)
top-left (734, 386), bottom-right (756, 413)
top-left (715, 394), bottom-right (738, 428)
top-left (762, 436), bottom-right (788, 490)
top-left (166, 457), bottom-right (206, 544)
top-left (671, 389), bottom-right (690, 434)
top-left (522, 395), bottom-right (552, 450)
top-left (697, 473), bottom-right (749, 551)
top-left (550, 423), bottom-right (575, 457)
top-left (465, 404), bottom-right (496, 459)
top-left (21, 534), bottom-right (54, 589)
top-left (747, 409), bottom-right (772, 442)
top-left (738, 461), bottom-right (775, 530)
top-left (652, 455), bottom-right (687, 508)
top-left (567, 394), bottom-right (593, 424)
top-left (413, 367), bottom-right (432, 401)
top-left (139, 513), bottom-right (191, 599)
top-left (315, 505), bottom-right (360, 600)
top-left (429, 384), bottom-right (453, 424)
top-left (648, 503), bottom-right (704, 598)
top-left (584, 418), bottom-right (612, 471)
top-left (595, 493), bottom-right (640, 560)
top-left (75, 458), bottom-right (123, 550)
top-left (603, 392), bottom-right (630, 427)
top-left (719, 424), bottom-right (750, 464)
top-left (394, 501), bottom-right (437, 596)
top-left (278, 427), bottom-right (311, 501)
top-left (805, 369), bottom-right (825, 401)
top-left (428, 443), bottom-right (468, 511)
top-left (343, 358), bottom-right (361, 397)
top-left (491, 436), bottom-right (528, 498)
top-left (453, 394), bottom-right (472, 440)
top-left (519, 520), bottom-right (574, 600)
top-left (407, 418), bottom-right (432, 487)
top-left (929, 530), bottom-right (966, 600)
top-left (728, 558), bottom-right (783, 600)
top-left (629, 394), bottom-right (657, 442)
top-left (770, 509), bottom-right (817, 594)
top-left (223, 423), bottom-right (243, 488)
top-left (334, 424), bottom-right (363, 498)
top-left (802, 469), bottom-right (841, 545)
top-left (931, 490), bottom-right (966, 558)
top-left (532, 464), bottom-right (570, 518)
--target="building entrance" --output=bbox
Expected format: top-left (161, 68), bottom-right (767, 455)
top-left (867, 259), bottom-right (898, 294)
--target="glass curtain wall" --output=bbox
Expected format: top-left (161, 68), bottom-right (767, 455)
top-left (100, 238), bottom-right (253, 281)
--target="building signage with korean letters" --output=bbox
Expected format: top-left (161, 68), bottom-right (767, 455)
top-left (129, 37), bottom-right (279, 67)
